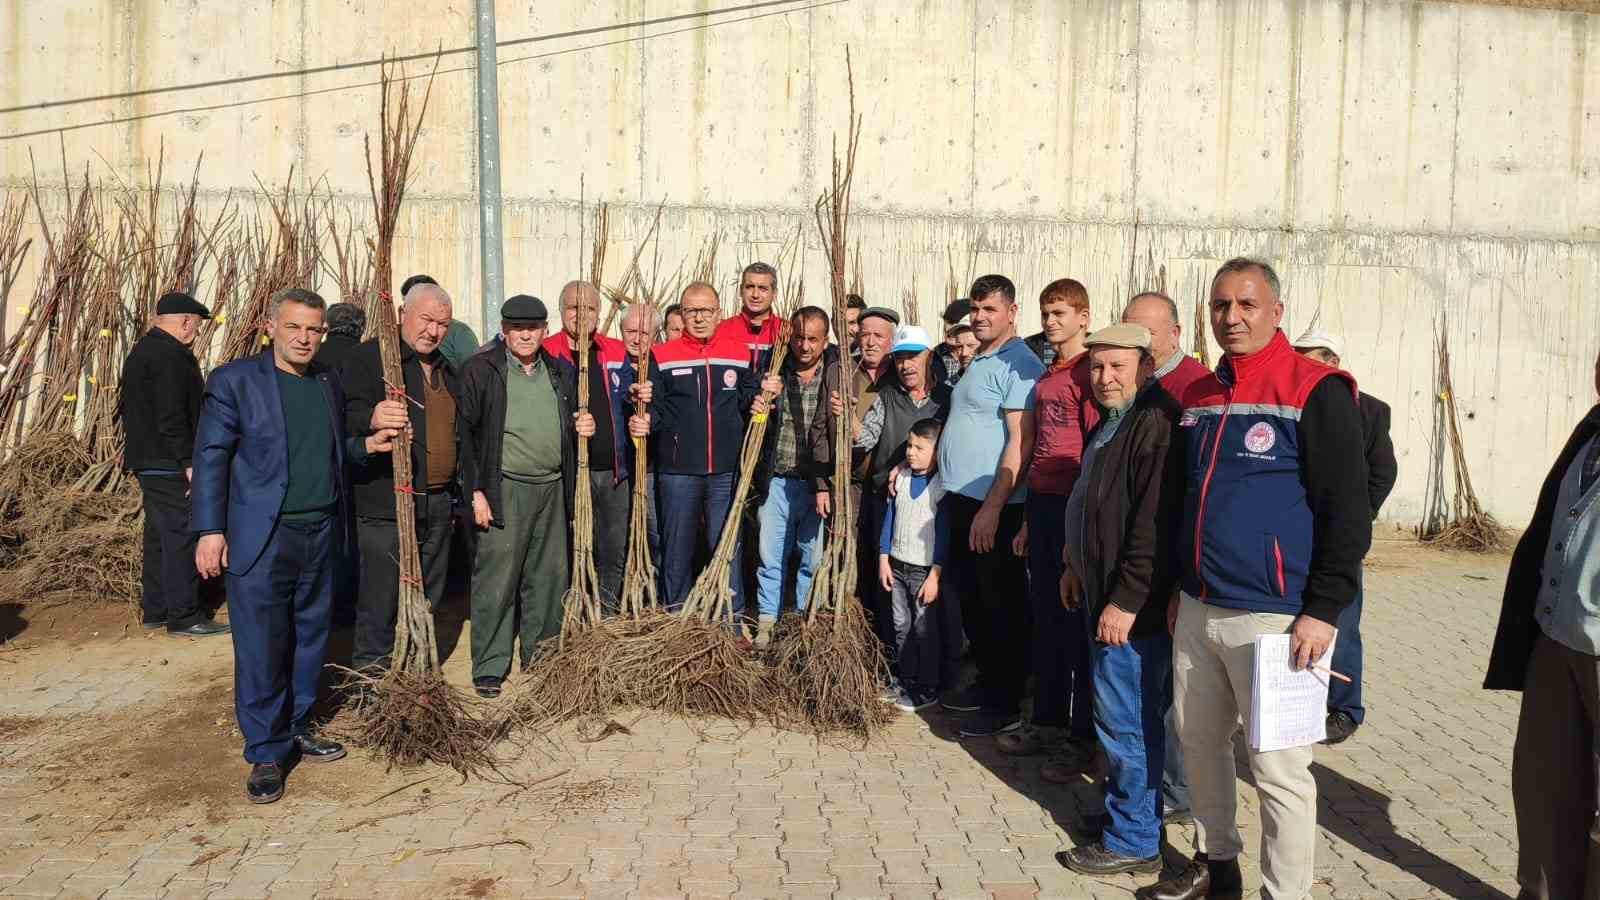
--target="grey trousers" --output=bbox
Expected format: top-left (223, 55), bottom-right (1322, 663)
top-left (469, 478), bottom-right (568, 679)
top-left (1514, 633), bottom-right (1600, 900)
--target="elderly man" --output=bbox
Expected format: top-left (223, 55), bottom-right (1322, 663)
top-left (1292, 327), bottom-right (1397, 746)
top-left (716, 262), bottom-right (783, 370)
top-left (618, 303), bottom-right (663, 570)
top-left (459, 296), bottom-right (592, 698)
top-left (1122, 290), bottom-right (1212, 824)
top-left (1488, 349), bottom-right (1600, 900)
top-left (400, 274), bottom-right (481, 371)
top-left (543, 281), bottom-right (632, 609)
top-left (937, 275), bottom-right (1043, 737)
top-left (846, 306), bottom-right (902, 646)
top-left (1123, 292), bottom-right (1211, 402)
top-left (845, 324), bottom-right (954, 687)
top-left (1053, 324), bottom-right (1185, 878)
top-left (342, 280), bottom-right (462, 674)
top-left (751, 307), bottom-right (837, 646)
top-left (1005, 279), bottom-right (1096, 766)
top-left (193, 288), bottom-right (399, 803)
top-left (629, 282), bottom-right (769, 613)
top-left (120, 290), bottom-right (229, 636)
top-left (1144, 259), bottom-right (1369, 900)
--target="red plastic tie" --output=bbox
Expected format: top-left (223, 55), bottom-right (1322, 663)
top-left (394, 485), bottom-right (419, 495)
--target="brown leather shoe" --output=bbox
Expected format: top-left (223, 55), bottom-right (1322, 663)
top-left (1134, 853), bottom-right (1243, 900)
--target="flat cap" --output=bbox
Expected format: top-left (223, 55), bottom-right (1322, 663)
top-left (860, 306), bottom-right (901, 327)
top-left (1085, 323), bottom-right (1151, 351)
top-left (156, 290), bottom-right (211, 319)
top-left (501, 294), bottom-right (548, 324)
top-left (1291, 326), bottom-right (1344, 358)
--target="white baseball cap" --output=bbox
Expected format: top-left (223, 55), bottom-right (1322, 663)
top-left (891, 325), bottom-right (933, 354)
top-left (1291, 326), bottom-right (1344, 358)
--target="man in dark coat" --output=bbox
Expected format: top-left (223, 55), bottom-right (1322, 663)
top-left (340, 280), bottom-right (461, 673)
top-left (1292, 327), bottom-right (1398, 745)
top-left (312, 303), bottom-right (366, 375)
top-left (458, 295), bottom-right (589, 698)
top-left (119, 290), bottom-right (228, 636)
top-left (1485, 350), bottom-right (1600, 900)
top-left (1053, 324), bottom-right (1186, 879)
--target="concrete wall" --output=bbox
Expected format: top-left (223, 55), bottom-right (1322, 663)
top-left (3, 0), bottom-right (1598, 529)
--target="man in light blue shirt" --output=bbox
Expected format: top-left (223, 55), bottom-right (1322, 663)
top-left (935, 274), bottom-right (1043, 737)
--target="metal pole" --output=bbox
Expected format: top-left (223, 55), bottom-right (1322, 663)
top-left (475, 0), bottom-right (505, 335)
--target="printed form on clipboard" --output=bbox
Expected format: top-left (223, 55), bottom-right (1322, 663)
top-left (1249, 633), bottom-right (1336, 752)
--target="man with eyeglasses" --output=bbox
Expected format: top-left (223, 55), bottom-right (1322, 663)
top-left (628, 282), bottom-right (775, 615)
top-left (340, 279), bottom-right (464, 675)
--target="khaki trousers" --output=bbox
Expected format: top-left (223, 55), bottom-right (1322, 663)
top-left (1513, 633), bottom-right (1600, 900)
top-left (1173, 593), bottom-right (1318, 900)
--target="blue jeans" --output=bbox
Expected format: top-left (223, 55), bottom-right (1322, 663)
top-left (227, 516), bottom-right (334, 765)
top-left (1091, 630), bottom-right (1172, 859)
top-left (1026, 493), bottom-right (1094, 737)
top-left (1327, 575), bottom-right (1364, 723)
top-left (657, 472), bottom-right (743, 617)
top-left (755, 476), bottom-right (821, 619)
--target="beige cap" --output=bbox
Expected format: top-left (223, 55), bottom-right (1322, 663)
top-left (1291, 326), bottom-right (1344, 358)
top-left (1085, 323), bottom-right (1152, 351)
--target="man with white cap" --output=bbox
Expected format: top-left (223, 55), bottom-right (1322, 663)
top-left (1053, 322), bottom-right (1187, 879)
top-left (1292, 325), bottom-right (1397, 744)
top-left (834, 323), bottom-right (954, 692)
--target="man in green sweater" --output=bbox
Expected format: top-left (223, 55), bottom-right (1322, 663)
top-left (457, 295), bottom-right (594, 698)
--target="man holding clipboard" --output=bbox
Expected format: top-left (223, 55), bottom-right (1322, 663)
top-left (1141, 259), bottom-right (1371, 900)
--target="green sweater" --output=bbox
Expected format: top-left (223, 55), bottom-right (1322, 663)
top-left (502, 354), bottom-right (563, 484)
top-left (276, 369), bottom-right (337, 520)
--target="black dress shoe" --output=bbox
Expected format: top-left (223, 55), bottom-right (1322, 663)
top-left (141, 619), bottom-right (167, 631)
top-left (1322, 711), bottom-right (1359, 745)
top-left (474, 676), bottom-right (503, 699)
top-left (1163, 807), bottom-right (1195, 826)
top-left (246, 763), bottom-right (284, 804)
top-left (292, 734), bottom-right (346, 763)
top-left (1056, 842), bottom-right (1162, 876)
top-left (1135, 853), bottom-right (1244, 900)
top-left (168, 619), bottom-right (231, 637)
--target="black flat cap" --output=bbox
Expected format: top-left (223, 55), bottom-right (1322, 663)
top-left (941, 298), bottom-right (971, 325)
top-left (860, 306), bottom-right (900, 327)
top-left (156, 290), bottom-right (211, 318)
top-left (501, 294), bottom-right (548, 325)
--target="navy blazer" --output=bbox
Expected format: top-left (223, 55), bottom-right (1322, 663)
top-left (191, 350), bottom-right (368, 577)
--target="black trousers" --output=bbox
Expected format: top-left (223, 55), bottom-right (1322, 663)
top-left (855, 486), bottom-right (895, 653)
top-left (136, 473), bottom-right (201, 629)
top-left (943, 493), bottom-right (1030, 713)
top-left (352, 492), bottom-right (454, 672)
top-left (589, 471), bottom-right (630, 613)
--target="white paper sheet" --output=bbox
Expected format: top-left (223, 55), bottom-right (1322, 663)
top-left (1249, 633), bottom-right (1333, 752)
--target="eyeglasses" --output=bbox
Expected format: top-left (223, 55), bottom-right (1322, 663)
top-left (680, 307), bottom-right (718, 319)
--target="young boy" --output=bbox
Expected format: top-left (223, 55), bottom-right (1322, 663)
top-left (877, 418), bottom-right (953, 711)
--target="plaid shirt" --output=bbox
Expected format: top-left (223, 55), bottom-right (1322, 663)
top-left (772, 368), bottom-right (824, 476)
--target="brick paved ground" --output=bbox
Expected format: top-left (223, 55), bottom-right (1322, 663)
top-left (0, 540), bottom-right (1522, 899)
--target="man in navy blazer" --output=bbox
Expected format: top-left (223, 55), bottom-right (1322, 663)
top-left (192, 288), bottom-right (398, 804)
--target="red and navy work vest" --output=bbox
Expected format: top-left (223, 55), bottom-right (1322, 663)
top-left (649, 332), bottom-right (755, 476)
top-left (714, 310), bottom-right (782, 372)
top-left (1177, 330), bottom-right (1356, 614)
top-left (542, 331), bottom-right (632, 484)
